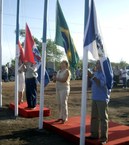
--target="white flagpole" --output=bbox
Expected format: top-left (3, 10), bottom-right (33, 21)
top-left (80, 0), bottom-right (89, 144)
top-left (0, 0), bottom-right (3, 108)
top-left (14, 0), bottom-right (20, 116)
top-left (39, 0), bottom-right (48, 129)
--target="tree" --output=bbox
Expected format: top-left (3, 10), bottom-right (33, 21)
top-left (19, 29), bottom-right (25, 37)
top-left (46, 39), bottom-right (64, 62)
top-left (111, 60), bottom-right (129, 69)
top-left (17, 29), bottom-right (64, 70)
top-left (119, 60), bottom-right (128, 69)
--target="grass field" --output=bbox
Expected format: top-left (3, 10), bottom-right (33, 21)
top-left (0, 80), bottom-right (129, 145)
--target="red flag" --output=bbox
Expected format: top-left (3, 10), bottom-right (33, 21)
top-left (18, 41), bottom-right (25, 62)
top-left (24, 23), bottom-right (35, 64)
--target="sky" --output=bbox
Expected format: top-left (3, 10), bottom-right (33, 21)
top-left (2, 0), bottom-right (129, 65)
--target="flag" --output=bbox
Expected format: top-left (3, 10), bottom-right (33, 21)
top-left (24, 23), bottom-right (50, 86)
top-left (24, 24), bottom-right (41, 65)
top-left (84, 0), bottom-right (113, 90)
top-left (37, 66), bottom-right (50, 87)
top-left (55, 0), bottom-right (79, 68)
top-left (33, 44), bottom-right (41, 64)
top-left (18, 41), bottom-right (25, 62)
top-left (24, 23), bottom-right (35, 64)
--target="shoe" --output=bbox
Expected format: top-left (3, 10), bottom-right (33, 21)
top-left (55, 119), bottom-right (62, 122)
top-left (18, 99), bottom-right (23, 105)
top-left (86, 136), bottom-right (99, 140)
top-left (60, 120), bottom-right (67, 124)
top-left (30, 107), bottom-right (36, 110)
top-left (100, 141), bottom-right (107, 145)
top-left (25, 106), bottom-right (36, 110)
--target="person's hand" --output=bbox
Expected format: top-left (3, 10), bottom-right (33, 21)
top-left (52, 75), bottom-right (56, 82)
top-left (88, 69), bottom-right (93, 78)
top-left (18, 70), bottom-right (22, 73)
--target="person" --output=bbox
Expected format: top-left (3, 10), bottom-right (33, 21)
top-left (113, 66), bottom-right (121, 85)
top-left (18, 61), bottom-right (25, 104)
top-left (53, 60), bottom-right (71, 124)
top-left (75, 67), bottom-right (80, 80)
top-left (22, 62), bottom-right (38, 109)
top-left (121, 67), bottom-right (127, 88)
top-left (86, 60), bottom-right (110, 145)
top-left (4, 65), bottom-right (9, 82)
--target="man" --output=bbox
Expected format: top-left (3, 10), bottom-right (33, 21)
top-left (21, 62), bottom-right (38, 109)
top-left (4, 65), bottom-right (9, 82)
top-left (113, 66), bottom-right (121, 85)
top-left (87, 60), bottom-right (110, 145)
top-left (121, 67), bottom-right (127, 89)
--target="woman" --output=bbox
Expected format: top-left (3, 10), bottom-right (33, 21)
top-left (18, 61), bottom-right (25, 104)
top-left (53, 60), bottom-right (71, 124)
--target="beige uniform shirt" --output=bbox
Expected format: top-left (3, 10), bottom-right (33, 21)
top-left (56, 69), bottom-right (71, 91)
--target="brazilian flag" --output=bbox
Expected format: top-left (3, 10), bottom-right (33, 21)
top-left (55, 0), bottom-right (79, 69)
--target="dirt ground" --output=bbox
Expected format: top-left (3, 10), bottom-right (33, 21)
top-left (0, 80), bottom-right (129, 145)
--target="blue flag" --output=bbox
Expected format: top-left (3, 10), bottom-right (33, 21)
top-left (37, 64), bottom-right (50, 87)
top-left (33, 47), bottom-right (50, 87)
top-left (32, 40), bottom-right (50, 87)
top-left (84, 0), bottom-right (113, 90)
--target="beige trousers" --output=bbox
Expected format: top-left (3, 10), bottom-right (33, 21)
top-left (56, 88), bottom-right (70, 121)
top-left (91, 100), bottom-right (109, 142)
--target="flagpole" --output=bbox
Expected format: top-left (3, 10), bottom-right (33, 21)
top-left (39, 0), bottom-right (48, 129)
top-left (80, 0), bottom-right (89, 144)
top-left (15, 0), bottom-right (20, 116)
top-left (0, 0), bottom-right (3, 108)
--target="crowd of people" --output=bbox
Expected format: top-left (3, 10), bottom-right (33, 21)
top-left (75, 67), bottom-right (82, 80)
top-left (2, 64), bottom-right (15, 82)
top-left (113, 66), bottom-right (128, 88)
top-left (75, 65), bottom-right (129, 89)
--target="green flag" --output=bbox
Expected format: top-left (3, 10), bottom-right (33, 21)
top-left (55, 0), bottom-right (79, 68)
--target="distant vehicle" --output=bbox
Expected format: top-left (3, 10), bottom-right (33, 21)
top-left (46, 68), bottom-right (56, 80)
top-left (120, 69), bottom-right (129, 86)
top-left (114, 69), bottom-right (129, 87)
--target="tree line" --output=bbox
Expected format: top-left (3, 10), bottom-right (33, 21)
top-left (8, 29), bottom-right (129, 71)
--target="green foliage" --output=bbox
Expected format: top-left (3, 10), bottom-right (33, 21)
top-left (33, 37), bottom-right (42, 53)
top-left (76, 59), bottom-right (83, 69)
top-left (46, 39), bottom-right (64, 62)
top-left (111, 60), bottom-right (129, 69)
top-left (10, 59), bottom-right (15, 67)
top-left (19, 29), bottom-right (25, 37)
top-left (17, 29), bottom-right (64, 70)
top-left (12, 30), bottom-right (129, 70)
